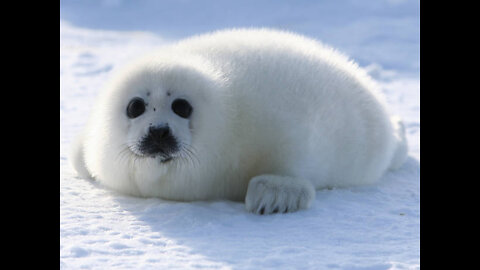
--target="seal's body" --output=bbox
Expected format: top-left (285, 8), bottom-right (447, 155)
top-left (70, 29), bottom-right (408, 214)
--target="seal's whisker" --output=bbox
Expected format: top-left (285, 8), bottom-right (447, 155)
top-left (116, 144), bottom-right (133, 163)
top-left (178, 142), bottom-right (200, 168)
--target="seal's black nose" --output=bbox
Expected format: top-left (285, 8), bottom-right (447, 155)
top-left (140, 125), bottom-right (178, 157)
top-left (148, 126), bottom-right (170, 140)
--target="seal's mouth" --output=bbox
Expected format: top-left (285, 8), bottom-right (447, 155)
top-left (159, 156), bottom-right (173, 163)
top-left (127, 141), bottom-right (178, 164)
top-left (140, 150), bottom-right (177, 164)
top-left (127, 142), bottom-right (198, 166)
top-left (127, 146), bottom-right (176, 164)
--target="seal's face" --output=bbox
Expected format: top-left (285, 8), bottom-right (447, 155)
top-left (121, 78), bottom-right (196, 164)
top-left (125, 94), bottom-right (193, 163)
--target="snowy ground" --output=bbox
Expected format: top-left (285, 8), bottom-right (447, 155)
top-left (60, 1), bottom-right (419, 269)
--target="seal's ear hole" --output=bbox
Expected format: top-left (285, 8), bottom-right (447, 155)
top-left (171, 99), bottom-right (193, 119)
top-left (126, 97), bottom-right (146, 119)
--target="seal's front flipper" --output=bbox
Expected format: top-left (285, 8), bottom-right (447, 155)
top-left (245, 174), bottom-right (315, 215)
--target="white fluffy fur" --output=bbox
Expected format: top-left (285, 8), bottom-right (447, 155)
top-left (70, 28), bottom-right (408, 214)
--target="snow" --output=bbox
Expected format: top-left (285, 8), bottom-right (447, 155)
top-left (60, 1), bottom-right (420, 269)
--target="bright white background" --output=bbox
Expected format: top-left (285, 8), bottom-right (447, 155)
top-left (60, 1), bottom-right (420, 269)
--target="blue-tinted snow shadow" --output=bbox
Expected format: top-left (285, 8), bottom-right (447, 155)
top-left (112, 156), bottom-right (419, 268)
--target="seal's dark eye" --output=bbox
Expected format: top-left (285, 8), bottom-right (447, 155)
top-left (126, 97), bottom-right (146, 118)
top-left (171, 99), bottom-right (192, 119)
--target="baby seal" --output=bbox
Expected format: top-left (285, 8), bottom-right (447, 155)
top-left (70, 29), bottom-right (408, 214)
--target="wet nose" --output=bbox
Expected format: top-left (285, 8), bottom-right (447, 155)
top-left (149, 125), bottom-right (170, 140)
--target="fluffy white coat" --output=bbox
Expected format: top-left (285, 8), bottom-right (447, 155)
top-left (70, 29), bottom-right (408, 214)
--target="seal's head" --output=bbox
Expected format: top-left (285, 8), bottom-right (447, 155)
top-left (82, 53), bottom-right (229, 198)
top-left (122, 78), bottom-right (195, 164)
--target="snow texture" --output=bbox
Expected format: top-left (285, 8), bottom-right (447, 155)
top-left (60, 1), bottom-right (419, 269)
